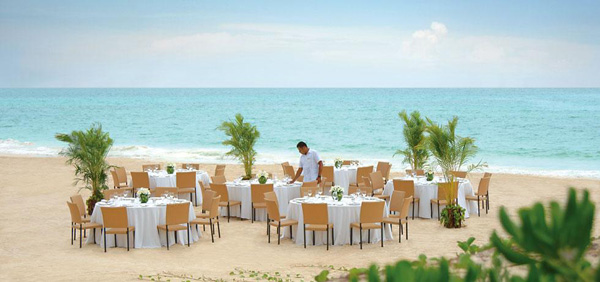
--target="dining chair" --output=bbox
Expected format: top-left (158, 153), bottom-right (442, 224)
top-left (353, 166), bottom-right (374, 187)
top-left (466, 177), bottom-right (491, 216)
top-left (300, 186), bottom-right (321, 197)
top-left (383, 191), bottom-right (411, 243)
top-left (110, 169), bottom-right (127, 189)
top-left (369, 171), bottom-right (389, 200)
top-left (450, 171), bottom-right (468, 179)
top-left (142, 164), bottom-right (161, 171)
top-left (100, 206), bottom-right (135, 252)
top-left (115, 167), bottom-right (128, 186)
top-left (251, 184), bottom-right (273, 223)
top-left (483, 172), bottom-right (492, 207)
top-left (154, 187), bottom-right (178, 197)
top-left (265, 198), bottom-right (297, 245)
top-left (210, 183), bottom-right (241, 222)
top-left (131, 171), bottom-right (150, 196)
top-left (199, 180), bottom-right (210, 191)
top-left (67, 202), bottom-right (101, 248)
top-left (70, 194), bottom-right (90, 223)
top-left (283, 165), bottom-right (295, 179)
top-left (182, 163), bottom-right (200, 170)
top-left (431, 182), bottom-right (459, 220)
top-left (211, 175), bottom-right (227, 184)
top-left (280, 162), bottom-right (290, 175)
top-left (302, 203), bottom-right (334, 250)
top-left (350, 200), bottom-right (386, 249)
top-left (377, 162), bottom-right (392, 183)
top-left (157, 203), bottom-right (191, 249)
top-left (176, 171), bottom-right (198, 206)
top-left (198, 190), bottom-right (216, 219)
top-left (190, 195), bottom-right (221, 243)
top-left (322, 166), bottom-right (334, 186)
top-left (393, 179), bottom-right (420, 219)
top-left (215, 165), bottom-right (226, 176)
top-left (103, 188), bottom-right (124, 199)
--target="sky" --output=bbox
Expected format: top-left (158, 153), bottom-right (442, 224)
top-left (1, 0), bottom-right (599, 87)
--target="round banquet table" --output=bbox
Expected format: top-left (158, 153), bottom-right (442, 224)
top-left (333, 166), bottom-right (357, 190)
top-left (282, 196), bottom-right (392, 246)
top-left (221, 180), bottom-right (301, 221)
top-left (382, 176), bottom-right (477, 219)
top-left (147, 169), bottom-right (211, 204)
top-left (85, 197), bottom-right (200, 248)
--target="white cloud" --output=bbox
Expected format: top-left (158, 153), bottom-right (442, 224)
top-left (401, 21), bottom-right (448, 61)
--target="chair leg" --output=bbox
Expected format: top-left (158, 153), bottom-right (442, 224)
top-left (477, 197), bottom-right (481, 217)
top-left (406, 221), bottom-right (409, 240)
top-left (277, 223), bottom-right (281, 245)
top-left (252, 204), bottom-right (254, 223)
top-left (412, 200), bottom-right (415, 220)
top-left (290, 225), bottom-right (293, 240)
top-left (217, 221), bottom-right (221, 238)
top-left (209, 219), bottom-right (214, 243)
top-left (331, 226), bottom-right (334, 245)
top-left (228, 204), bottom-right (231, 222)
top-left (430, 202), bottom-right (433, 218)
top-left (437, 201), bottom-right (440, 221)
top-left (174, 230), bottom-right (178, 244)
top-left (368, 229), bottom-right (371, 244)
top-left (268, 222), bottom-right (271, 243)
top-left (326, 228), bottom-right (329, 251)
top-left (103, 228), bottom-right (107, 252)
top-left (399, 222), bottom-right (402, 243)
top-left (350, 227), bottom-right (353, 246)
top-left (114, 234), bottom-right (117, 248)
top-left (418, 201), bottom-right (420, 218)
top-left (187, 224), bottom-right (190, 247)
top-left (79, 225), bottom-right (83, 248)
top-left (359, 225), bottom-right (363, 249)
top-left (127, 228), bottom-right (130, 251)
top-left (133, 230), bottom-right (135, 248)
top-left (381, 224), bottom-right (384, 247)
top-left (71, 225), bottom-right (74, 245)
top-left (266, 215), bottom-right (269, 235)
top-left (303, 224), bottom-right (306, 248)
top-left (94, 228), bottom-right (97, 244)
top-left (312, 231), bottom-right (315, 246)
top-left (166, 227), bottom-right (170, 250)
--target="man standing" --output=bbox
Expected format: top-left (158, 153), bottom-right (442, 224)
top-left (289, 141), bottom-right (323, 183)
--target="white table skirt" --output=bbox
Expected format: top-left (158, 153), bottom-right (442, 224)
top-left (382, 177), bottom-right (477, 219)
top-left (333, 167), bottom-right (357, 190)
top-left (85, 199), bottom-right (200, 248)
top-left (282, 197), bottom-right (392, 246)
top-left (220, 181), bottom-right (301, 221)
top-left (148, 170), bottom-right (211, 204)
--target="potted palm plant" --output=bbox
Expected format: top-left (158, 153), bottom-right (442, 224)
top-left (218, 113), bottom-right (260, 180)
top-left (426, 116), bottom-right (484, 228)
top-left (56, 123), bottom-right (113, 215)
top-left (394, 110), bottom-right (429, 172)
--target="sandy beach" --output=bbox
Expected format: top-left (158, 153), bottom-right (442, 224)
top-left (0, 155), bottom-right (598, 281)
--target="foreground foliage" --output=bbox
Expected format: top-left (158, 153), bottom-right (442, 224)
top-left (316, 188), bottom-right (599, 281)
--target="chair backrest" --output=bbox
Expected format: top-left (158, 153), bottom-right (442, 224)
top-left (376, 162), bottom-right (387, 173)
top-left (201, 190), bottom-right (216, 212)
top-left (210, 183), bottom-right (230, 202)
top-left (358, 177), bottom-right (373, 195)
top-left (348, 186), bottom-right (358, 195)
top-left (176, 171), bottom-right (196, 188)
top-left (265, 199), bottom-right (281, 221)
top-left (381, 162), bottom-right (392, 180)
top-left (437, 182), bottom-right (459, 202)
top-left (155, 187), bottom-right (178, 196)
top-left (264, 191), bottom-right (277, 202)
top-left (405, 169), bottom-right (425, 176)
top-left (322, 166), bottom-right (334, 183)
top-left (302, 181), bottom-right (318, 187)
top-left (199, 181), bottom-right (210, 190)
top-left (165, 202), bottom-right (190, 225)
top-left (450, 171), bottom-right (468, 178)
top-left (101, 206), bottom-right (128, 228)
top-left (478, 177), bottom-right (491, 196)
top-left (251, 184), bottom-right (274, 205)
top-left (369, 171), bottom-right (385, 190)
top-left (142, 164), bottom-right (161, 171)
top-left (283, 165), bottom-right (295, 178)
top-left (281, 162), bottom-right (290, 174)
top-left (115, 167), bottom-right (127, 184)
top-left (399, 196), bottom-right (413, 219)
top-left (215, 165), bottom-right (226, 176)
top-left (393, 179), bottom-right (415, 198)
top-left (103, 189), bottom-right (122, 199)
top-left (301, 186), bottom-right (321, 197)
top-left (67, 201), bottom-right (83, 224)
top-left (70, 194), bottom-right (86, 216)
top-left (360, 201), bottom-right (385, 223)
top-left (182, 163), bottom-right (200, 170)
top-left (209, 195), bottom-right (221, 219)
top-left (356, 166), bottom-right (374, 184)
top-left (211, 175), bottom-right (227, 184)
top-left (389, 191), bottom-right (406, 214)
top-left (302, 203), bottom-right (328, 225)
top-left (483, 172), bottom-right (493, 178)
top-left (110, 170), bottom-right (121, 188)
top-left (131, 171), bottom-right (150, 189)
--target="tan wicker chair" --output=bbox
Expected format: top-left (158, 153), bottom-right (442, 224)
top-left (191, 195), bottom-right (221, 243)
top-left (370, 171), bottom-right (389, 200)
top-left (131, 171), bottom-right (149, 195)
top-left (110, 170), bottom-right (127, 189)
top-left (283, 165), bottom-right (295, 179)
top-left (176, 171), bottom-right (198, 206)
top-left (352, 166), bottom-right (373, 187)
top-left (100, 206), bottom-right (135, 252)
top-left (211, 175), bottom-right (227, 184)
top-left (383, 191), bottom-right (411, 242)
top-left (67, 201), bottom-right (101, 248)
top-left (210, 183), bottom-right (241, 222)
top-left (157, 203), bottom-right (191, 249)
top-left (450, 171), bottom-right (468, 178)
top-left (350, 201), bottom-right (386, 249)
top-left (215, 164), bottom-right (226, 176)
top-left (301, 203), bottom-right (334, 250)
top-left (103, 189), bottom-right (124, 199)
top-left (115, 167), bottom-right (128, 186)
top-left (466, 177), bottom-right (491, 216)
top-left (70, 194), bottom-right (90, 223)
top-left (154, 187), bottom-right (178, 197)
top-left (322, 166), bottom-right (334, 187)
top-left (376, 162), bottom-right (391, 182)
top-left (431, 182), bottom-right (458, 220)
top-left (251, 184), bottom-right (273, 223)
top-left (393, 179), bottom-right (420, 219)
top-left (265, 198), bottom-right (297, 245)
top-left (198, 190), bottom-right (217, 219)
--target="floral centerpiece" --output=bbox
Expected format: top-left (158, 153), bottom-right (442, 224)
top-left (330, 186), bottom-right (344, 201)
top-left (334, 158), bottom-right (343, 169)
top-left (136, 188), bottom-right (150, 203)
top-left (166, 163), bottom-right (175, 174)
top-left (257, 170), bottom-right (269, 184)
top-left (425, 168), bottom-right (434, 181)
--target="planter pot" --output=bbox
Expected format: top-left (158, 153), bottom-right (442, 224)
top-left (258, 176), bottom-right (267, 184)
top-left (334, 161), bottom-right (343, 169)
top-left (442, 206), bottom-right (464, 228)
top-left (86, 198), bottom-right (98, 216)
top-left (166, 166), bottom-right (175, 174)
top-left (140, 194), bottom-right (149, 203)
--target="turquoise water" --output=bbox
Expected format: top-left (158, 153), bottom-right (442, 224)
top-left (1, 88), bottom-right (599, 178)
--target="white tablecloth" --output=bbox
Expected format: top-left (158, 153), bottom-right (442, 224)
top-left (148, 170), bottom-right (211, 204)
top-left (220, 180), bottom-right (301, 221)
top-left (382, 176), bottom-right (477, 219)
top-left (333, 166), bottom-right (357, 190)
top-left (85, 198), bottom-right (200, 248)
top-left (282, 196), bottom-right (392, 246)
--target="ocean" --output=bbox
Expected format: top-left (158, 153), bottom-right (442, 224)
top-left (1, 88), bottom-right (599, 178)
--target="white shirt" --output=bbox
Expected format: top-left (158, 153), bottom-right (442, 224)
top-left (299, 149), bottom-right (321, 182)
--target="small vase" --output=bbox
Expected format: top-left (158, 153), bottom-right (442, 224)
top-left (258, 176), bottom-right (267, 184)
top-left (336, 193), bottom-right (343, 201)
top-left (167, 166), bottom-right (175, 174)
top-left (140, 194), bottom-right (149, 204)
top-left (334, 161), bottom-right (342, 169)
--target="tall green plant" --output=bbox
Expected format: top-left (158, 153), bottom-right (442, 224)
top-left (56, 123), bottom-right (113, 214)
top-left (394, 110), bottom-right (429, 171)
top-left (218, 113), bottom-right (260, 179)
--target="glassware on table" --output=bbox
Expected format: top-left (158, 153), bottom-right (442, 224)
top-left (317, 190), bottom-right (322, 197)
top-left (307, 191), bottom-right (312, 198)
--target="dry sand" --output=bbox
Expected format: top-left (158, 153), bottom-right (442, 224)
top-left (0, 155), bottom-right (598, 281)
